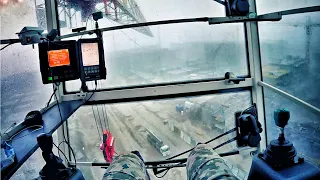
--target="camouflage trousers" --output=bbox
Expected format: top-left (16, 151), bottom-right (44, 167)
top-left (103, 144), bottom-right (238, 180)
top-left (103, 153), bottom-right (149, 180)
top-left (187, 144), bottom-right (238, 180)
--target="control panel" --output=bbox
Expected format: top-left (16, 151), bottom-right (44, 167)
top-left (38, 40), bottom-right (79, 84)
top-left (78, 38), bottom-right (106, 81)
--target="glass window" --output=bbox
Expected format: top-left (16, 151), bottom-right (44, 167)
top-left (258, 12), bottom-right (320, 109)
top-left (10, 149), bottom-right (45, 179)
top-left (68, 91), bottom-right (253, 179)
top-left (264, 89), bottom-right (320, 167)
top-left (256, 0), bottom-right (320, 15)
top-left (61, 0), bottom-right (247, 91)
top-left (1, 0), bottom-right (53, 132)
top-left (58, 0), bottom-right (229, 35)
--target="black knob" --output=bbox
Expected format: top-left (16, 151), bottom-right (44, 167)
top-left (274, 109), bottom-right (290, 128)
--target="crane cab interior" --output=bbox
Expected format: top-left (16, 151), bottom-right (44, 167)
top-left (0, 0), bottom-right (319, 180)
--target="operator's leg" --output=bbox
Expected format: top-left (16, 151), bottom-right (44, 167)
top-left (187, 144), bottom-right (239, 180)
top-left (103, 153), bottom-right (149, 180)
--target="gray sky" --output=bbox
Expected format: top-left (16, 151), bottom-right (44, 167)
top-left (82, 0), bottom-right (244, 51)
top-left (256, 0), bottom-right (320, 14)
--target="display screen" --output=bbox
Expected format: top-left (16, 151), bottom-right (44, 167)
top-left (48, 49), bottom-right (71, 67)
top-left (81, 43), bottom-right (100, 66)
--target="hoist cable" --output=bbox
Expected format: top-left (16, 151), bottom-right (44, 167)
top-left (101, 104), bottom-right (108, 131)
top-left (96, 105), bottom-right (103, 132)
top-left (92, 82), bottom-right (104, 136)
top-left (100, 81), bottom-right (110, 131)
top-left (98, 81), bottom-right (108, 131)
top-left (104, 106), bottom-right (110, 131)
top-left (94, 81), bottom-right (106, 131)
top-left (95, 106), bottom-right (103, 134)
top-left (87, 81), bottom-right (102, 141)
top-left (102, 90), bottom-right (110, 131)
top-left (93, 106), bottom-right (102, 140)
top-left (94, 82), bottom-right (104, 134)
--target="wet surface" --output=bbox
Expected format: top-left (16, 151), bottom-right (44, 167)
top-left (1, 72), bottom-right (52, 132)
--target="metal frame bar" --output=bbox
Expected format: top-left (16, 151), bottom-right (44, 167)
top-left (45, 0), bottom-right (58, 31)
top-left (245, 0), bottom-right (267, 151)
top-left (258, 81), bottom-right (320, 115)
top-left (45, 0), bottom-right (69, 164)
top-left (68, 149), bottom-right (240, 167)
top-left (279, 6), bottom-right (320, 16)
top-left (208, 12), bottom-right (281, 24)
top-left (61, 78), bottom-right (253, 103)
top-left (58, 14), bottom-right (281, 40)
top-left (64, 76), bottom-right (249, 94)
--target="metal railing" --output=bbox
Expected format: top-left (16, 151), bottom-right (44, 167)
top-left (258, 81), bottom-right (320, 115)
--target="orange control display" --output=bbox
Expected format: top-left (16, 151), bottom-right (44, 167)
top-left (48, 49), bottom-right (70, 67)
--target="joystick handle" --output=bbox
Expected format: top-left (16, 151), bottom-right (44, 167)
top-left (37, 133), bottom-right (53, 154)
top-left (274, 109), bottom-right (290, 128)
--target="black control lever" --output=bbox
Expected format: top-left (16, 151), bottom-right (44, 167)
top-left (225, 72), bottom-right (245, 84)
top-left (236, 104), bottom-right (263, 147)
top-left (37, 133), bottom-right (54, 157)
top-left (37, 133), bottom-right (85, 180)
top-left (37, 133), bottom-right (67, 179)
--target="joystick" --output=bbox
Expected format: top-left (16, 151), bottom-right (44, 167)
top-left (248, 109), bottom-right (320, 179)
top-left (37, 133), bottom-right (68, 179)
top-left (36, 133), bottom-right (85, 180)
top-left (260, 109), bottom-right (299, 169)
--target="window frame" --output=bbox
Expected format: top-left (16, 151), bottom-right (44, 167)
top-left (51, 0), bottom-right (265, 160)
